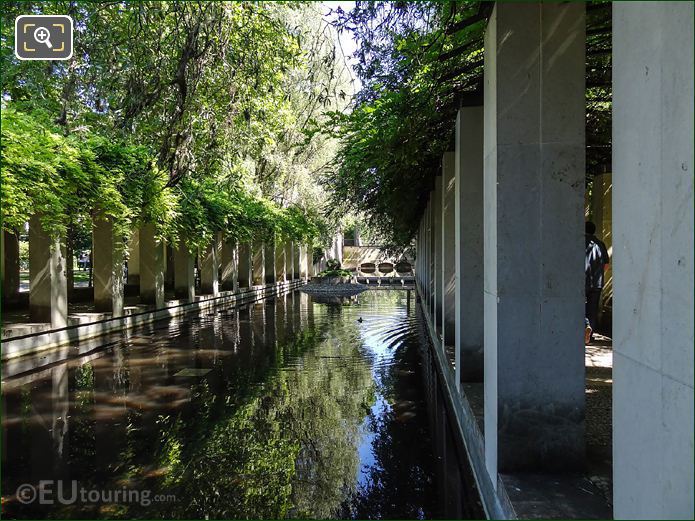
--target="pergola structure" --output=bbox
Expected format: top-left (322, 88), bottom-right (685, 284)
top-left (415, 2), bottom-right (693, 519)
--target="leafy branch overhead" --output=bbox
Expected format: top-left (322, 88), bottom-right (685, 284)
top-left (325, 0), bottom-right (612, 247)
top-left (1, 1), bottom-right (352, 251)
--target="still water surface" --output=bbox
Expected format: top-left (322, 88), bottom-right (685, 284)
top-left (2, 290), bottom-right (481, 519)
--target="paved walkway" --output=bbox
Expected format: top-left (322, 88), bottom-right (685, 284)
top-left (585, 334), bottom-right (613, 509)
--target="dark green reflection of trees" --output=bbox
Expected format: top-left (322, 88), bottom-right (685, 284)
top-left (120, 325), bottom-right (376, 520)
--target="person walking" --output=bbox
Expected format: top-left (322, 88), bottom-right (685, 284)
top-left (585, 221), bottom-right (610, 340)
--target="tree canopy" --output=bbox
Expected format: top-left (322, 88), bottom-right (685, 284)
top-left (1, 1), bottom-right (352, 251)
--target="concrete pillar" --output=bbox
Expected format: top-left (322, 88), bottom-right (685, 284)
top-left (238, 243), bottom-right (252, 288)
top-left (220, 238), bottom-right (238, 291)
top-left (433, 175), bottom-right (443, 339)
top-left (2, 230), bottom-right (20, 303)
top-left (293, 242), bottom-right (301, 280)
top-left (455, 106), bottom-right (485, 382)
top-left (274, 240), bottom-right (286, 282)
top-left (425, 199), bottom-right (431, 302)
top-left (139, 223), bottom-right (165, 308)
top-left (28, 215), bottom-right (68, 327)
top-left (285, 241), bottom-right (294, 280)
top-left (427, 196), bottom-right (435, 317)
top-left (307, 246), bottom-right (315, 277)
top-left (127, 228), bottom-right (140, 285)
top-left (612, 3), bottom-right (694, 518)
top-left (92, 215), bottom-right (125, 316)
top-left (174, 241), bottom-right (195, 300)
top-left (483, 2), bottom-right (585, 474)
top-left (299, 244), bottom-right (309, 280)
top-left (252, 240), bottom-right (265, 286)
top-left (441, 153), bottom-right (456, 351)
top-left (201, 233), bottom-right (220, 296)
top-left (264, 241), bottom-right (276, 284)
top-left (165, 245), bottom-right (175, 290)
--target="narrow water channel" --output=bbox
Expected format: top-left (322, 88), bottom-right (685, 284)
top-left (2, 290), bottom-right (482, 519)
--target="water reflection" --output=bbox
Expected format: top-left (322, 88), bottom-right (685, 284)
top-left (2, 290), bottom-right (481, 519)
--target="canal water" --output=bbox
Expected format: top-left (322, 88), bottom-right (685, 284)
top-left (2, 290), bottom-right (482, 519)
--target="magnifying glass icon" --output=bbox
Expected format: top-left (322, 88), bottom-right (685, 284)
top-left (33, 26), bottom-right (53, 49)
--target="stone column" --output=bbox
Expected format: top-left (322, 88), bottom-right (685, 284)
top-left (127, 227), bottom-right (140, 285)
top-left (2, 230), bottom-right (20, 303)
top-left (28, 215), bottom-right (68, 327)
top-left (264, 241), bottom-right (276, 284)
top-left (164, 245), bottom-right (175, 290)
top-left (238, 242), bottom-right (252, 288)
top-left (307, 246), bottom-right (315, 278)
top-left (293, 242), bottom-right (301, 280)
top-left (220, 238), bottom-right (238, 291)
top-left (612, 3), bottom-right (694, 518)
top-left (174, 241), bottom-right (195, 300)
top-left (274, 240), bottom-right (286, 282)
top-left (252, 240), bottom-right (265, 286)
top-left (424, 199), bottom-right (431, 302)
top-left (299, 244), bottom-right (309, 280)
top-left (441, 152), bottom-right (456, 351)
top-left (201, 233), bottom-right (220, 296)
top-left (139, 223), bottom-right (165, 308)
top-left (92, 215), bottom-right (125, 316)
top-left (432, 175), bottom-right (443, 338)
top-left (483, 2), bottom-right (585, 475)
top-left (285, 242), bottom-right (295, 280)
top-left (455, 106), bottom-right (485, 382)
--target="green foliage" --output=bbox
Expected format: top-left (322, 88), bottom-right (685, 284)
top-left (1, 2), bottom-right (346, 250)
top-left (327, 1), bottom-right (612, 247)
top-left (326, 258), bottom-right (342, 271)
top-left (324, 1), bottom-right (486, 247)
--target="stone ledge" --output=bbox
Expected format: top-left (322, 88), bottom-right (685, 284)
top-left (1, 280), bottom-right (306, 365)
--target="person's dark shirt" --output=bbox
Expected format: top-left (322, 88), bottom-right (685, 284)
top-left (585, 234), bottom-right (610, 291)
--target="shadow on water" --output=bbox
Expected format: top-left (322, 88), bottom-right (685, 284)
top-left (2, 290), bottom-right (483, 519)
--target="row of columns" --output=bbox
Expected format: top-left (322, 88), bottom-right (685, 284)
top-left (3, 221), bottom-right (313, 328)
top-left (416, 2), bottom-right (693, 519)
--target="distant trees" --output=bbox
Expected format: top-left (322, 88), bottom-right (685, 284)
top-left (1, 1), bottom-right (352, 250)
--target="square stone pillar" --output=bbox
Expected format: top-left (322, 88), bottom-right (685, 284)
top-left (299, 244), bottom-right (309, 280)
top-left (127, 227), bottom-right (140, 285)
top-left (174, 240), bottom-right (195, 300)
top-left (238, 242), bottom-right (252, 288)
top-left (417, 218), bottom-right (423, 288)
top-left (201, 233), bottom-right (220, 296)
top-left (264, 241), bottom-right (277, 284)
top-left (613, 3), bottom-right (694, 518)
top-left (29, 215), bottom-right (68, 327)
top-left (455, 106), bottom-right (485, 382)
top-left (220, 238), bottom-right (238, 291)
top-left (441, 152), bottom-right (456, 351)
top-left (285, 242), bottom-right (295, 280)
top-left (2, 230), bottom-right (20, 303)
top-left (483, 2), bottom-right (585, 475)
top-left (164, 245), bottom-right (175, 290)
top-left (424, 199), bottom-right (430, 301)
top-left (292, 242), bottom-right (301, 280)
top-left (431, 179), bottom-right (443, 333)
top-left (139, 223), bottom-right (165, 308)
top-left (93, 215), bottom-right (125, 316)
top-left (252, 240), bottom-right (265, 286)
top-left (274, 240), bottom-right (286, 282)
